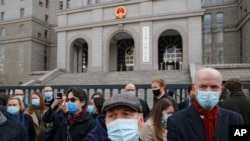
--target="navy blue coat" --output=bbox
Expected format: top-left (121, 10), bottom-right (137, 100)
top-left (167, 105), bottom-right (244, 141)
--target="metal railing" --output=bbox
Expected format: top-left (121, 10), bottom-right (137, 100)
top-left (1, 84), bottom-right (250, 107)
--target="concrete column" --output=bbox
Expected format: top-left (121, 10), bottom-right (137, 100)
top-left (188, 17), bottom-right (202, 65)
top-left (57, 31), bottom-right (68, 71)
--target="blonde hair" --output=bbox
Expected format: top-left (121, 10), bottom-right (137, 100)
top-left (7, 97), bottom-right (25, 111)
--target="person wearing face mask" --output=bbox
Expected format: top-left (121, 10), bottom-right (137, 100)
top-left (83, 92), bottom-right (106, 141)
top-left (55, 87), bottom-right (96, 141)
top-left (102, 93), bottom-right (144, 141)
top-left (140, 98), bottom-right (174, 141)
top-left (87, 92), bottom-right (105, 119)
top-left (25, 92), bottom-right (48, 141)
top-left (42, 93), bottom-right (66, 141)
top-left (14, 89), bottom-right (29, 108)
top-left (151, 78), bottom-right (178, 111)
top-left (167, 68), bottom-right (244, 141)
top-left (6, 97), bottom-right (35, 141)
top-left (43, 86), bottom-right (54, 107)
top-left (0, 105), bottom-right (24, 141)
top-left (125, 83), bottom-right (150, 120)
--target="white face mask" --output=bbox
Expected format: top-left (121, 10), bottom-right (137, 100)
top-left (126, 91), bottom-right (135, 96)
top-left (107, 118), bottom-right (139, 141)
top-left (15, 95), bottom-right (24, 101)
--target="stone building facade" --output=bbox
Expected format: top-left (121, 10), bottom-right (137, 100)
top-left (0, 0), bottom-right (249, 86)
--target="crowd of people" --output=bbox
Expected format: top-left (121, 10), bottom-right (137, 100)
top-left (0, 67), bottom-right (249, 141)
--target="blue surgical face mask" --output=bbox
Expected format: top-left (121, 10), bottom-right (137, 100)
top-left (87, 105), bottom-right (96, 115)
top-left (67, 102), bottom-right (78, 114)
top-left (32, 99), bottom-right (40, 106)
top-left (162, 113), bottom-right (171, 123)
top-left (15, 95), bottom-right (24, 101)
top-left (126, 91), bottom-right (135, 96)
top-left (44, 91), bottom-right (53, 99)
top-left (7, 106), bottom-right (20, 115)
top-left (196, 91), bottom-right (220, 109)
top-left (107, 118), bottom-right (139, 141)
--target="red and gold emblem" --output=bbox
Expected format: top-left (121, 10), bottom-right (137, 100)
top-left (115, 6), bottom-right (126, 19)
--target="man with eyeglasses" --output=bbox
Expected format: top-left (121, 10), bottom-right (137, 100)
top-left (125, 83), bottom-right (150, 120)
top-left (43, 86), bottom-right (55, 107)
top-left (14, 89), bottom-right (29, 108)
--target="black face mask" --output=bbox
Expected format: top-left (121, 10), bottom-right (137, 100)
top-left (152, 89), bottom-right (161, 96)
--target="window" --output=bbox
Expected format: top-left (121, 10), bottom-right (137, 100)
top-left (67, 0), bottom-right (70, 8)
top-left (38, 33), bottom-right (41, 39)
top-left (59, 1), bottom-right (63, 10)
top-left (45, 15), bottom-right (48, 23)
top-left (204, 14), bottom-right (212, 64)
top-left (18, 44), bottom-right (24, 73)
top-left (44, 29), bottom-right (48, 39)
top-left (0, 12), bottom-right (5, 21)
top-left (1, 0), bottom-right (5, 5)
top-left (204, 0), bottom-right (211, 6)
top-left (39, 1), bottom-right (43, 7)
top-left (0, 46), bottom-right (5, 74)
top-left (88, 0), bottom-right (92, 4)
top-left (46, 0), bottom-right (49, 8)
top-left (216, 13), bottom-right (224, 64)
top-left (96, 0), bottom-right (100, 4)
top-left (0, 28), bottom-right (5, 37)
top-left (44, 46), bottom-right (48, 70)
top-left (216, 13), bottom-right (224, 32)
top-left (20, 24), bottom-right (24, 34)
top-left (216, 0), bottom-right (223, 4)
top-left (20, 8), bottom-right (24, 18)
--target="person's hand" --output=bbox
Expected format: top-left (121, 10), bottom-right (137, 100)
top-left (60, 101), bottom-right (67, 113)
top-left (51, 98), bottom-right (62, 109)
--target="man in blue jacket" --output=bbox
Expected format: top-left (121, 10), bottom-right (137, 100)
top-left (167, 68), bottom-right (244, 141)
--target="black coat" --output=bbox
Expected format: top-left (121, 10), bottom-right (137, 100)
top-left (139, 98), bottom-right (150, 120)
top-left (42, 107), bottom-right (65, 141)
top-left (153, 92), bottom-right (179, 111)
top-left (55, 112), bottom-right (96, 141)
top-left (83, 114), bottom-right (108, 141)
top-left (167, 105), bottom-right (244, 141)
top-left (0, 119), bottom-right (24, 141)
top-left (219, 91), bottom-right (250, 124)
top-left (24, 114), bottom-right (36, 141)
top-left (178, 100), bottom-right (189, 110)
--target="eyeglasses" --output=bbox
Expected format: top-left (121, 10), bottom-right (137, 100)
top-left (66, 97), bottom-right (78, 102)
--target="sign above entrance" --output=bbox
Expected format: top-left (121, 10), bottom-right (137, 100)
top-left (115, 6), bottom-right (126, 19)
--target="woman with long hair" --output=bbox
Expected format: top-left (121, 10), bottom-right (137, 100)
top-left (7, 97), bottom-right (36, 141)
top-left (25, 91), bottom-right (48, 141)
top-left (140, 98), bottom-right (175, 141)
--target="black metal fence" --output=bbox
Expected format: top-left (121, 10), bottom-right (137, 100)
top-left (1, 84), bottom-right (250, 106)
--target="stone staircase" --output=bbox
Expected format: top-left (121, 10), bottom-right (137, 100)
top-left (45, 70), bottom-right (191, 85)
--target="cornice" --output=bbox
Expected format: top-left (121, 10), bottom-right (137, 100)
top-left (55, 9), bottom-right (205, 32)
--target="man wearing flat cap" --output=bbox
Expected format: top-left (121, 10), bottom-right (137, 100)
top-left (102, 94), bottom-right (144, 141)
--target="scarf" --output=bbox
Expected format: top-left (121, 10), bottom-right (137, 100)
top-left (8, 112), bottom-right (29, 141)
top-left (193, 99), bottom-right (218, 141)
top-left (69, 108), bottom-right (87, 125)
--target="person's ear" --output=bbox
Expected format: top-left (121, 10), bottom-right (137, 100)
top-left (137, 114), bottom-right (144, 129)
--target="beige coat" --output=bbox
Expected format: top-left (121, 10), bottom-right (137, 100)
top-left (139, 118), bottom-right (167, 141)
top-left (24, 109), bottom-right (47, 141)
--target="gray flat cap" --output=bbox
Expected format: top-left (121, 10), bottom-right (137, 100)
top-left (102, 94), bottom-right (142, 113)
